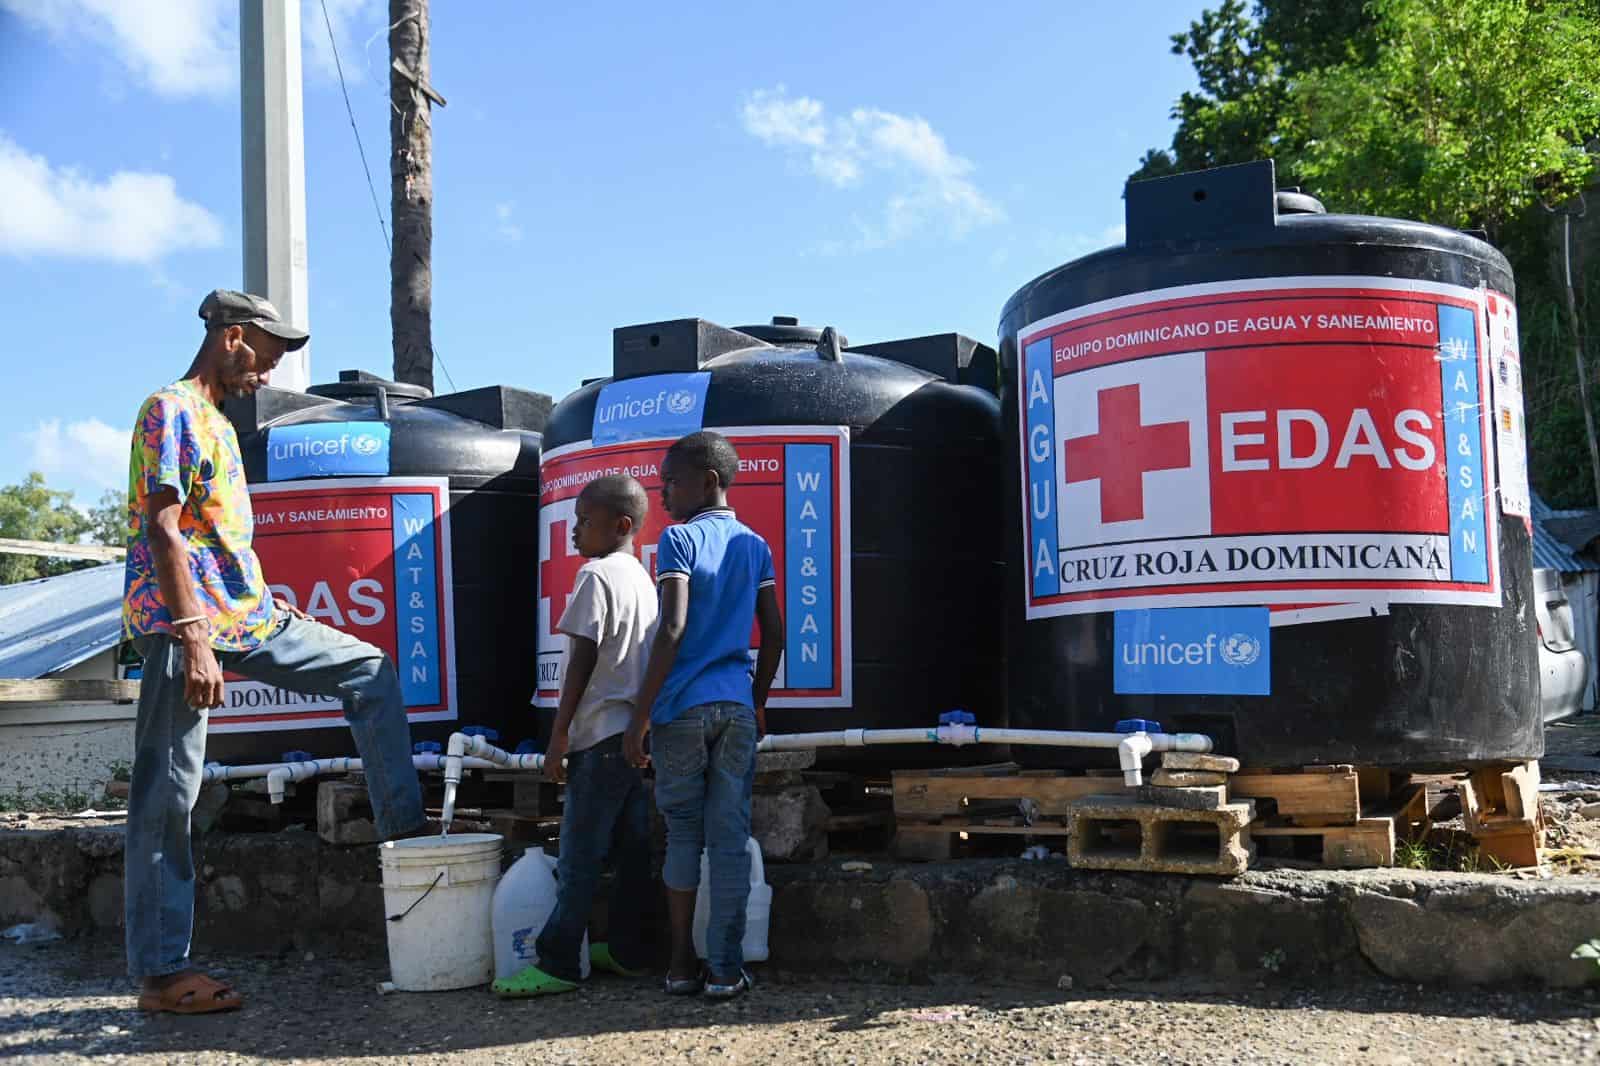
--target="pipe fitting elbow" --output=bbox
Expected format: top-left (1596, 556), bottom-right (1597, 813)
top-left (1118, 734), bottom-right (1154, 787)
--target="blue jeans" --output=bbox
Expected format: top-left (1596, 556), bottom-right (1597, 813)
top-left (533, 734), bottom-right (651, 982)
top-left (652, 701), bottom-right (757, 976)
top-left (125, 614), bottom-right (425, 978)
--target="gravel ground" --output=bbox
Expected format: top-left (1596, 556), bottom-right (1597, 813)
top-left (3, 941), bottom-right (1598, 1065)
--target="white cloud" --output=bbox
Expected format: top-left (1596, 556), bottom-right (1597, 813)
top-left (494, 202), bottom-right (523, 243)
top-left (27, 418), bottom-right (129, 493)
top-left (2, 0), bottom-right (235, 96)
top-left (0, 134), bottom-right (225, 263)
top-left (740, 86), bottom-right (1003, 249)
top-left (1, 0), bottom-right (381, 97)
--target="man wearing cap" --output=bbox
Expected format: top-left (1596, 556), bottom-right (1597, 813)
top-left (120, 290), bottom-right (427, 1014)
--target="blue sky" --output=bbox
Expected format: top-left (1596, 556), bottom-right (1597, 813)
top-left (0, 0), bottom-right (1203, 506)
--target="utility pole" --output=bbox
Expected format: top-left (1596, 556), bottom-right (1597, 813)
top-left (389, 0), bottom-right (440, 391)
top-left (240, 0), bottom-right (311, 391)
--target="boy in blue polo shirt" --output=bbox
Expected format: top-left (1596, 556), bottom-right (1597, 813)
top-left (626, 431), bottom-right (784, 1002)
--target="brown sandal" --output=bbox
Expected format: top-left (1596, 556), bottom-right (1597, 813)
top-left (137, 972), bottom-right (244, 1015)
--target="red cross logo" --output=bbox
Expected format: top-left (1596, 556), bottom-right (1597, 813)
top-left (1064, 384), bottom-right (1191, 523)
top-left (540, 518), bottom-right (584, 636)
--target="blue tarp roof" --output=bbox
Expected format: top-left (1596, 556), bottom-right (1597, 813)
top-left (1531, 493), bottom-right (1600, 574)
top-left (0, 563), bottom-right (124, 678)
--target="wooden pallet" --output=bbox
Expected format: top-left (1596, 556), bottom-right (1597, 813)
top-left (1249, 816), bottom-right (1397, 868)
top-left (892, 764), bottom-right (1116, 860)
top-left (1229, 765), bottom-right (1361, 824)
top-left (893, 763), bottom-right (1131, 822)
top-left (892, 816), bottom-right (1071, 861)
top-left (1459, 761), bottom-right (1542, 867)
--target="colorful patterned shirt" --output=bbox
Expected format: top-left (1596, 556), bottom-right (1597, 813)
top-left (121, 379), bottom-right (277, 651)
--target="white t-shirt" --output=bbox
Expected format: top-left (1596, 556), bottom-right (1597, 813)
top-left (556, 551), bottom-right (659, 752)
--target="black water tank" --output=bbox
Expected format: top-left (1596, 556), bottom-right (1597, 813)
top-left (537, 318), bottom-right (1003, 760)
top-left (998, 160), bottom-right (1538, 769)
top-left (213, 371), bottom-right (551, 763)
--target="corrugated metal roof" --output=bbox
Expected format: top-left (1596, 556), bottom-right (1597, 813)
top-left (1531, 493), bottom-right (1600, 573)
top-left (0, 563), bottom-right (124, 678)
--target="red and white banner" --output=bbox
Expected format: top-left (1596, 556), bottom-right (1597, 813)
top-left (1018, 276), bottom-right (1505, 619)
top-left (536, 427), bottom-right (851, 709)
top-left (215, 477), bottom-right (456, 733)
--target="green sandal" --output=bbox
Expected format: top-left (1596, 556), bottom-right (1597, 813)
top-left (589, 942), bottom-right (647, 978)
top-left (492, 964), bottom-right (578, 998)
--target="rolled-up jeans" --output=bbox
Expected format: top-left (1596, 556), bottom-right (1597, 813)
top-left (124, 614), bottom-right (425, 978)
top-left (652, 701), bottom-right (757, 977)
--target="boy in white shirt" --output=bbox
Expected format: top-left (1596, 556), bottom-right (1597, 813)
top-left (494, 474), bottom-right (658, 997)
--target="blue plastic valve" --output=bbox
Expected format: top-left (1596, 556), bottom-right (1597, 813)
top-left (939, 710), bottom-right (976, 726)
top-left (1114, 718), bottom-right (1162, 734)
top-left (413, 741), bottom-right (442, 755)
top-left (461, 726), bottom-right (499, 741)
top-left (514, 739), bottom-right (541, 755)
top-left (281, 750), bottom-right (313, 763)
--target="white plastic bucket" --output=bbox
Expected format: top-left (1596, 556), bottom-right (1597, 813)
top-left (691, 836), bottom-right (772, 964)
top-left (379, 833), bottom-right (503, 991)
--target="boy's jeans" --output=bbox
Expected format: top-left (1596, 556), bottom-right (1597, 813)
top-left (652, 701), bottom-right (758, 977)
top-left (534, 734), bottom-right (651, 982)
top-left (125, 614), bottom-right (425, 978)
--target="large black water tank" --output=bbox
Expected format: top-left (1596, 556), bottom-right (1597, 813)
top-left (214, 371), bottom-right (551, 764)
top-left (998, 160), bottom-right (1538, 769)
top-left (537, 318), bottom-right (1003, 759)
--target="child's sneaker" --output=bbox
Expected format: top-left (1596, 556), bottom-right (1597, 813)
top-left (589, 943), bottom-right (646, 978)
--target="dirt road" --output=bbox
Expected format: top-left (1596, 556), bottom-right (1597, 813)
top-left (3, 941), bottom-right (1596, 1065)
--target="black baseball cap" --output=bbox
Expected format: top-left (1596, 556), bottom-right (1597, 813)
top-left (198, 289), bottom-right (310, 351)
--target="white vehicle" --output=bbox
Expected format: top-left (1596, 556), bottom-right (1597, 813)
top-left (1535, 567), bottom-right (1588, 724)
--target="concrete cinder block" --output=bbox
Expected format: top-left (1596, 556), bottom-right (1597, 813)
top-left (1138, 784), bottom-right (1228, 811)
top-left (1069, 795), bottom-right (1255, 876)
top-left (752, 785), bottom-right (831, 863)
top-left (1160, 752), bottom-right (1241, 774)
top-left (1150, 768), bottom-right (1229, 788)
top-left (317, 779), bottom-right (378, 846)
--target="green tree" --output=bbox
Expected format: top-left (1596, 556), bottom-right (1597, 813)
top-left (87, 489), bottom-right (126, 548)
top-left (1131, 0), bottom-right (1376, 183)
top-left (0, 473), bottom-right (91, 585)
top-left (1293, 0), bottom-right (1600, 239)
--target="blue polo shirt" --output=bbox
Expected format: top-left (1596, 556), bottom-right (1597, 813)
top-left (652, 508), bottom-right (776, 724)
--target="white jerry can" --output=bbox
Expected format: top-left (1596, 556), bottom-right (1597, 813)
top-left (491, 847), bottom-right (590, 980)
top-left (691, 836), bottom-right (772, 964)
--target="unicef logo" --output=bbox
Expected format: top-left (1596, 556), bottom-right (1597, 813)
top-left (666, 389), bottom-right (697, 415)
top-left (350, 433), bottom-right (383, 456)
top-left (1219, 633), bottom-right (1262, 667)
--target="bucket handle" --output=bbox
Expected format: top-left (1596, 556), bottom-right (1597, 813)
top-left (387, 871), bottom-right (444, 923)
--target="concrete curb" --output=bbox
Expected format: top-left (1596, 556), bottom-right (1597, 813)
top-left (3, 826), bottom-right (1596, 988)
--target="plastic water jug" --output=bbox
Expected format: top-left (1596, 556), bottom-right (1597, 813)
top-left (491, 847), bottom-right (589, 980)
top-left (691, 836), bottom-right (771, 963)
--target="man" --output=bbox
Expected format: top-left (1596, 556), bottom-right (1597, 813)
top-left (122, 290), bottom-right (426, 1014)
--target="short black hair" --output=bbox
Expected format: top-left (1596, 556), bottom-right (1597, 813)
top-left (578, 474), bottom-right (649, 528)
top-left (665, 431), bottom-right (740, 488)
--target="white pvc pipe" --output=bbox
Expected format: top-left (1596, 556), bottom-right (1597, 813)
top-left (202, 754), bottom-right (504, 804)
top-left (755, 723), bottom-right (1214, 786)
top-left (442, 732), bottom-right (546, 834)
